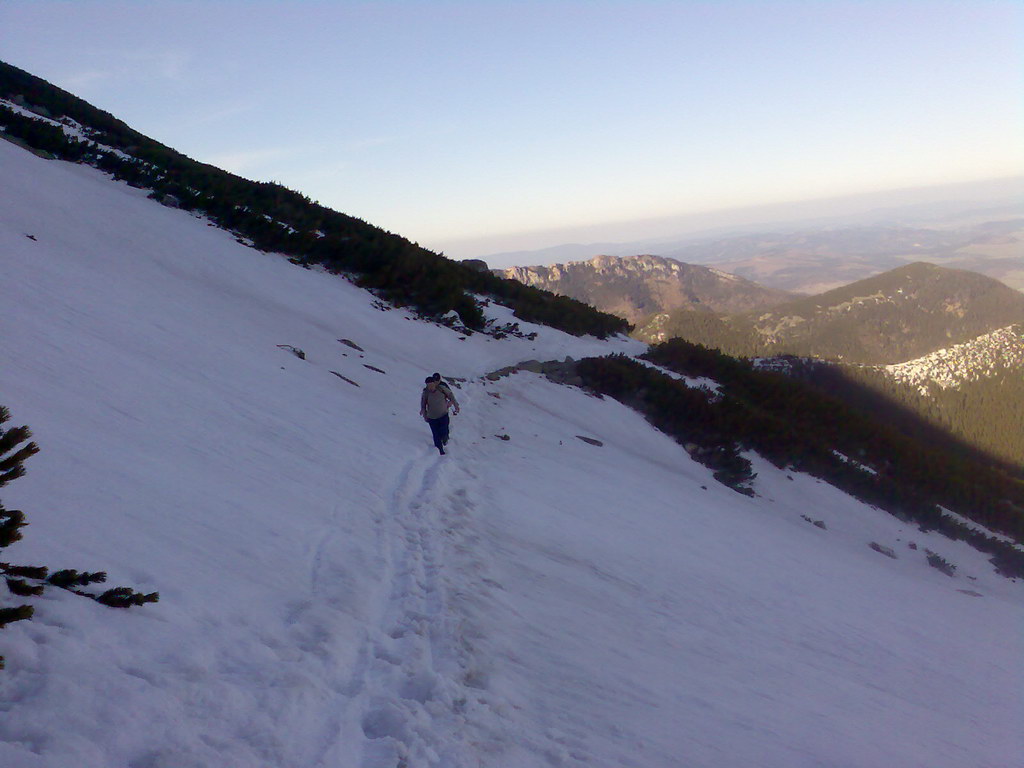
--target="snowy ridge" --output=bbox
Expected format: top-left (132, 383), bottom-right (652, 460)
top-left (881, 324), bottom-right (1024, 394)
top-left (1, 138), bottom-right (1022, 767)
top-left (1, 96), bottom-right (131, 160)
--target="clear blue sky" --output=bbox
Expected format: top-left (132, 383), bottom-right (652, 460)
top-left (3, 1), bottom-right (1022, 259)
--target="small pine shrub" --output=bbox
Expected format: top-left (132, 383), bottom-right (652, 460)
top-left (0, 564), bottom-right (47, 580)
top-left (926, 551), bottom-right (957, 577)
top-left (0, 506), bottom-right (27, 547)
top-left (0, 404), bottom-right (159, 671)
top-left (95, 587), bottom-right (160, 608)
top-left (0, 605), bottom-right (34, 627)
top-left (47, 569), bottom-right (107, 589)
top-left (6, 578), bottom-right (45, 597)
top-left (0, 407), bottom-right (39, 488)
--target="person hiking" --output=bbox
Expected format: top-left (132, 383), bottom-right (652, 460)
top-left (420, 373), bottom-right (459, 455)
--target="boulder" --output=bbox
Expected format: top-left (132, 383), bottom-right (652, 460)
top-left (869, 542), bottom-right (898, 559)
top-left (338, 338), bottom-right (365, 352)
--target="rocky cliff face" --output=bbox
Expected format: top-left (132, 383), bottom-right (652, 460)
top-left (501, 254), bottom-right (793, 324)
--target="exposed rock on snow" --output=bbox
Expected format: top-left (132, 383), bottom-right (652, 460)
top-left (338, 338), bottom-right (365, 352)
top-left (870, 542), bottom-right (899, 559)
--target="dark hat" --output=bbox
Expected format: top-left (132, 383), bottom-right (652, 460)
top-left (424, 375), bottom-right (435, 384)
top-left (430, 372), bottom-right (442, 382)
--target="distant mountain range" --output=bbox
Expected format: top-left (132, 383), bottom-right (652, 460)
top-left (632, 261), bottom-right (1024, 467)
top-left (635, 262), bottom-right (1024, 365)
top-left (502, 254), bottom-right (1024, 465)
top-left (485, 217), bottom-right (1024, 295)
top-left (500, 254), bottom-right (794, 324)
top-left (671, 220), bottom-right (1024, 295)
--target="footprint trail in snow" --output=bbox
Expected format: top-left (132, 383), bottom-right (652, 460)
top-left (353, 389), bottom-right (526, 767)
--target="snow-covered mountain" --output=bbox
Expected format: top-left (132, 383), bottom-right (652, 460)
top-left (1, 131), bottom-right (1022, 768)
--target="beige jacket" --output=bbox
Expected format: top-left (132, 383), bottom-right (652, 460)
top-left (420, 383), bottom-right (458, 420)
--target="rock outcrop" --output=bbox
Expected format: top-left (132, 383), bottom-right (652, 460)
top-left (502, 254), bottom-right (793, 324)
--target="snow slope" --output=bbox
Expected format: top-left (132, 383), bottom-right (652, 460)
top-left (1, 138), bottom-right (1021, 767)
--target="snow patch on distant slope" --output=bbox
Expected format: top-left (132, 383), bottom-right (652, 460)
top-left (882, 324), bottom-right (1024, 393)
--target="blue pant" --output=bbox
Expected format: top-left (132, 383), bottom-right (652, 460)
top-left (427, 414), bottom-right (450, 452)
